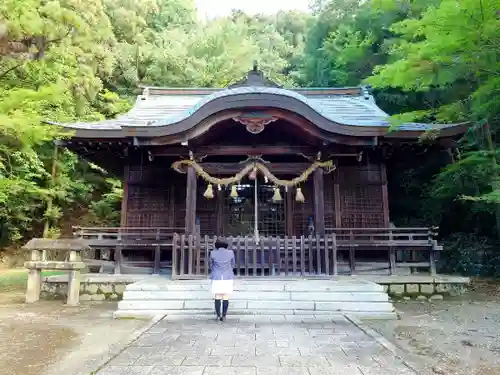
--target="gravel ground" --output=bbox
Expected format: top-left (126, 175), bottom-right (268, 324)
top-left (367, 281), bottom-right (500, 375)
top-left (0, 290), bottom-right (146, 375)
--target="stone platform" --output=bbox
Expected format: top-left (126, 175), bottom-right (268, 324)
top-left (115, 279), bottom-right (397, 320)
top-left (93, 315), bottom-right (419, 375)
top-left (41, 273), bottom-right (470, 302)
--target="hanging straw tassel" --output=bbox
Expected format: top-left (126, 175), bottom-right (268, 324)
top-left (203, 183), bottom-right (214, 199)
top-left (249, 167), bottom-right (257, 180)
top-left (272, 186), bottom-right (282, 202)
top-left (230, 184), bottom-right (238, 198)
top-left (295, 187), bottom-right (305, 203)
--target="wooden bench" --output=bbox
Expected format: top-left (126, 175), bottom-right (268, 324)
top-left (23, 239), bottom-right (88, 305)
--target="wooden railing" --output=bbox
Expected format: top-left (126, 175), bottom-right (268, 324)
top-left (73, 226), bottom-right (442, 277)
top-left (325, 227), bottom-right (441, 275)
top-left (72, 226), bottom-right (184, 274)
top-left (172, 234), bottom-right (338, 279)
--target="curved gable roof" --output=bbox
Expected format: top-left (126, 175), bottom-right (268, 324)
top-left (54, 69), bottom-right (467, 140)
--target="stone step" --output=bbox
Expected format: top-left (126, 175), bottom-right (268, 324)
top-left (118, 299), bottom-right (394, 312)
top-left (122, 290), bottom-right (389, 302)
top-left (126, 279), bottom-right (384, 293)
top-left (118, 300), bottom-right (395, 313)
top-left (113, 310), bottom-right (397, 320)
top-left (115, 278), bottom-right (396, 320)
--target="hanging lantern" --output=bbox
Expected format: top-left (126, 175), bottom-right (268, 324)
top-left (249, 167), bottom-right (257, 180)
top-left (230, 185), bottom-right (238, 198)
top-left (204, 183), bottom-right (214, 199)
top-left (295, 187), bottom-right (305, 203)
top-left (272, 186), bottom-right (282, 202)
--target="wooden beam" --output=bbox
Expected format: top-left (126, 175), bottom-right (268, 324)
top-left (152, 145), bottom-right (316, 157)
top-left (200, 162), bottom-right (311, 175)
top-left (185, 166), bottom-right (197, 234)
top-left (313, 168), bottom-right (325, 235)
top-left (381, 163), bottom-right (390, 227)
top-left (334, 183), bottom-right (341, 227)
top-left (120, 162), bottom-right (130, 226)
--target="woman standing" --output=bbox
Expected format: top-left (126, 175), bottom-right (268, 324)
top-left (210, 240), bottom-right (235, 321)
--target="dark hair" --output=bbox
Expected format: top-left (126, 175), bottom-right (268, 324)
top-left (214, 240), bottom-right (228, 249)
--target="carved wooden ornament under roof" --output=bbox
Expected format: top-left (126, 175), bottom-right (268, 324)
top-left (233, 112), bottom-right (279, 134)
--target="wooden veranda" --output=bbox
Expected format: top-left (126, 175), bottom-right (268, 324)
top-left (74, 226), bottom-right (442, 278)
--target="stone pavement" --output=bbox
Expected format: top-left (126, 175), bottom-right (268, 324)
top-left (95, 315), bottom-right (419, 375)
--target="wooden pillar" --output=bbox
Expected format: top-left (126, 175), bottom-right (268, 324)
top-left (185, 166), bottom-right (197, 234)
top-left (120, 163), bottom-right (130, 227)
top-left (381, 163), bottom-right (390, 227)
top-left (313, 168), bottom-right (325, 235)
top-left (334, 183), bottom-right (341, 228)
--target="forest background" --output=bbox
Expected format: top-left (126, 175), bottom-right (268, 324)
top-left (1, 0), bottom-right (499, 276)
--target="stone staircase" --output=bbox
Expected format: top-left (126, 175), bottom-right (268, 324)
top-left (115, 278), bottom-right (397, 320)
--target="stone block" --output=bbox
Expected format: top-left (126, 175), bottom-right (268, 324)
top-left (388, 284), bottom-right (404, 296)
top-left (114, 284), bottom-right (126, 294)
top-left (315, 301), bottom-right (394, 312)
top-left (123, 291), bottom-right (208, 300)
top-left (420, 284), bottom-right (435, 295)
top-left (150, 366), bottom-right (205, 375)
top-left (204, 367), bottom-right (256, 375)
top-left (79, 294), bottom-right (92, 301)
top-left (183, 356), bottom-right (232, 366)
top-left (99, 283), bottom-right (113, 294)
top-left (86, 283), bottom-right (98, 294)
top-left (382, 284), bottom-right (389, 293)
top-left (449, 284), bottom-right (467, 296)
top-left (405, 284), bottom-right (419, 294)
top-left (118, 300), bottom-right (184, 310)
top-left (416, 295), bottom-right (428, 301)
top-left (109, 293), bottom-right (119, 300)
top-left (430, 294), bottom-right (444, 301)
top-left (184, 300), bottom-right (247, 310)
top-left (97, 365), bottom-right (154, 375)
top-left (233, 291), bottom-right (290, 301)
top-left (247, 300), bottom-right (312, 310)
top-left (291, 292), bottom-right (388, 302)
top-left (231, 355), bottom-right (281, 367)
top-left (284, 280), bottom-right (382, 293)
top-left (91, 294), bottom-right (105, 301)
top-left (435, 283), bottom-right (450, 294)
top-left (279, 356), bottom-right (331, 367)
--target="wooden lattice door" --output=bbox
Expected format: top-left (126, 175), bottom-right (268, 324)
top-left (221, 179), bottom-right (286, 237)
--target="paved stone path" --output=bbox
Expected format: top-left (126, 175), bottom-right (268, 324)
top-left (96, 315), bottom-right (418, 375)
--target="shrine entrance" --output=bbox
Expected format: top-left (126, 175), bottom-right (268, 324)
top-left (223, 178), bottom-right (285, 238)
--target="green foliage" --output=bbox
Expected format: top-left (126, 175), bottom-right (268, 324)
top-left (1, 0), bottom-right (499, 276)
top-left (294, 0), bottom-right (500, 275)
top-left (0, 0), bottom-right (309, 247)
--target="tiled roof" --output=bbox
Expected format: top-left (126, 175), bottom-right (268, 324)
top-left (60, 86), bottom-right (460, 133)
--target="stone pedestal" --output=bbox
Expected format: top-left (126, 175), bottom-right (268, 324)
top-left (25, 269), bottom-right (41, 303)
top-left (67, 270), bottom-right (81, 306)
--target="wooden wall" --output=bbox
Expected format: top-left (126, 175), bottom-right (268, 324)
top-left (121, 160), bottom-right (389, 232)
top-left (124, 163), bottom-right (186, 228)
top-left (333, 163), bottom-right (388, 228)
